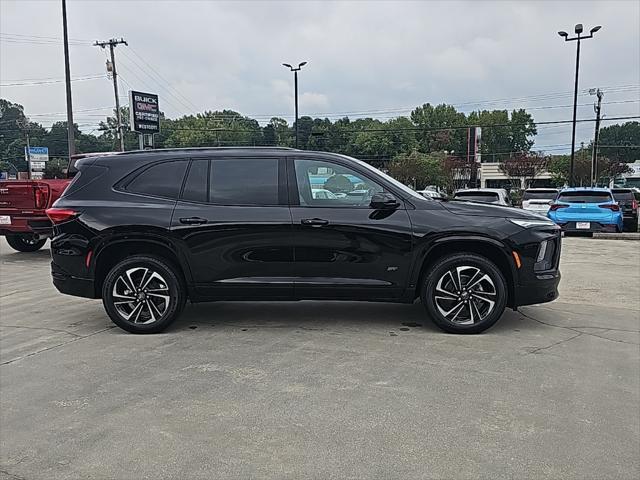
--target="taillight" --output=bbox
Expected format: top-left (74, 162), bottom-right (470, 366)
top-left (46, 208), bottom-right (79, 224)
top-left (549, 204), bottom-right (568, 211)
top-left (599, 203), bottom-right (620, 211)
top-left (633, 200), bottom-right (638, 210)
top-left (33, 185), bottom-right (49, 209)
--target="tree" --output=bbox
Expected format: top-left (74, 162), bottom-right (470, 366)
top-left (43, 158), bottom-right (67, 179)
top-left (546, 152), bottom-right (591, 186)
top-left (442, 155), bottom-right (478, 193)
top-left (596, 121), bottom-right (640, 163)
top-left (387, 150), bottom-right (445, 189)
top-left (498, 152), bottom-right (548, 189)
top-left (410, 103), bottom-right (467, 154)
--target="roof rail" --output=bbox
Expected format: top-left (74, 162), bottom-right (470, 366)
top-left (116, 146), bottom-right (297, 155)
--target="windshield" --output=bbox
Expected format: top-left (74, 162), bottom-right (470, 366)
top-left (523, 190), bottom-right (558, 200)
top-left (454, 192), bottom-right (500, 203)
top-left (557, 191), bottom-right (613, 203)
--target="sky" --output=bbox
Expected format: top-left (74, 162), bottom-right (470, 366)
top-left (1, 0), bottom-right (639, 154)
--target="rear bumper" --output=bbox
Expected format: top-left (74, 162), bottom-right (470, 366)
top-left (51, 261), bottom-right (97, 299)
top-left (0, 215), bottom-right (52, 236)
top-left (556, 221), bottom-right (619, 233)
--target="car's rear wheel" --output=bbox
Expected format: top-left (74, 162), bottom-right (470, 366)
top-left (102, 255), bottom-right (186, 334)
top-left (421, 253), bottom-right (507, 334)
top-left (5, 233), bottom-right (47, 252)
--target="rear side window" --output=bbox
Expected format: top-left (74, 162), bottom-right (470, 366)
top-left (455, 192), bottom-right (499, 203)
top-left (126, 161), bottom-right (188, 199)
top-left (182, 160), bottom-right (209, 203)
top-left (558, 191), bottom-right (612, 203)
top-left (523, 190), bottom-right (558, 200)
top-left (62, 165), bottom-right (108, 197)
top-left (210, 158), bottom-right (279, 205)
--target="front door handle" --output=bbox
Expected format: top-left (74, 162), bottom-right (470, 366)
top-left (179, 217), bottom-right (208, 225)
top-left (301, 218), bottom-right (329, 226)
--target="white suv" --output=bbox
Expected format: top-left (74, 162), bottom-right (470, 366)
top-left (522, 188), bottom-right (559, 214)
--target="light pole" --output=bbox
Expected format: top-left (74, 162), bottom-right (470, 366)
top-left (590, 88), bottom-right (604, 186)
top-left (282, 61), bottom-right (307, 148)
top-left (558, 24), bottom-right (601, 187)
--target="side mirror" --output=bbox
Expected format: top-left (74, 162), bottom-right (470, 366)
top-left (370, 192), bottom-right (400, 210)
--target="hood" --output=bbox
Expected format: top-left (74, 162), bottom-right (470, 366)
top-left (441, 200), bottom-right (547, 219)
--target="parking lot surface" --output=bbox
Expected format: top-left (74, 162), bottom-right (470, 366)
top-left (1, 237), bottom-right (639, 480)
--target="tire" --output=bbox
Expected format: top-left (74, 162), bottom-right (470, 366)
top-left (102, 255), bottom-right (186, 334)
top-left (5, 234), bottom-right (47, 252)
top-left (421, 253), bottom-right (508, 334)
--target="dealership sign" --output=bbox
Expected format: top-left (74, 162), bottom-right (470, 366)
top-left (129, 91), bottom-right (160, 133)
top-left (25, 147), bottom-right (49, 174)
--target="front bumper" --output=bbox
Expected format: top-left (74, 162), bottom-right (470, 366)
top-left (51, 261), bottom-right (97, 299)
top-left (513, 271), bottom-right (561, 307)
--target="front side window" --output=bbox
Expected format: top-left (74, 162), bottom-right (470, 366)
top-left (210, 158), bottom-right (279, 205)
top-left (126, 161), bottom-right (188, 199)
top-left (294, 159), bottom-right (385, 207)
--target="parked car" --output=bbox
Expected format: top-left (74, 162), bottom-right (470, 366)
top-left (547, 187), bottom-right (623, 233)
top-left (453, 188), bottom-right (511, 206)
top-left (521, 188), bottom-right (559, 215)
top-left (48, 147), bottom-right (561, 335)
top-left (417, 189), bottom-right (446, 199)
top-left (312, 188), bottom-right (338, 200)
top-left (0, 152), bottom-right (116, 252)
top-left (611, 188), bottom-right (639, 232)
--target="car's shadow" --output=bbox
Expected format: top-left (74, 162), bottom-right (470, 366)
top-left (160, 300), bottom-right (536, 335)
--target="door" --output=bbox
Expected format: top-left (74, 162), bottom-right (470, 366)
top-left (170, 156), bottom-right (294, 300)
top-left (289, 157), bottom-right (414, 300)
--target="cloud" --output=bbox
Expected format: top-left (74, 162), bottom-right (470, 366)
top-left (1, 0), bottom-right (638, 151)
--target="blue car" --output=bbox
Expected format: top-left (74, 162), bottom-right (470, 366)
top-left (548, 187), bottom-right (623, 233)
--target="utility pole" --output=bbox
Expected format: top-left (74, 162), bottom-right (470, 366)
top-left (591, 88), bottom-right (604, 187)
top-left (94, 38), bottom-right (128, 151)
top-left (557, 24), bottom-right (601, 187)
top-left (61, 0), bottom-right (75, 158)
top-left (282, 62), bottom-right (307, 149)
top-left (25, 132), bottom-right (32, 180)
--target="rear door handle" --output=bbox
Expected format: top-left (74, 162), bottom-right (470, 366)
top-left (301, 218), bottom-right (329, 226)
top-left (179, 217), bottom-right (208, 225)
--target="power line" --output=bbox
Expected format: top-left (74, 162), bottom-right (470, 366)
top-left (0, 75), bottom-right (105, 87)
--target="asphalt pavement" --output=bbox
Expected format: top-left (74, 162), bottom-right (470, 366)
top-left (1, 237), bottom-right (639, 480)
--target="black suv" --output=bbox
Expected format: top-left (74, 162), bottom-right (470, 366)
top-left (47, 148), bottom-right (561, 334)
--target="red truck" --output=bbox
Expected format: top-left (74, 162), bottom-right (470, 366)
top-left (0, 152), bottom-right (116, 252)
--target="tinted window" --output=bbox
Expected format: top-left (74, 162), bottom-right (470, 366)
top-left (523, 190), bottom-right (558, 200)
top-left (557, 191), bottom-right (613, 203)
top-left (455, 192), bottom-right (500, 203)
top-left (182, 160), bottom-right (208, 203)
top-left (126, 161), bottom-right (188, 199)
top-left (210, 158), bottom-right (279, 205)
top-left (295, 159), bottom-right (385, 207)
top-left (612, 189), bottom-right (634, 201)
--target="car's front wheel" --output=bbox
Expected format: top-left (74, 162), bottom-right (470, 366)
top-left (421, 253), bottom-right (507, 334)
top-left (102, 255), bottom-right (186, 334)
top-left (5, 233), bottom-right (47, 252)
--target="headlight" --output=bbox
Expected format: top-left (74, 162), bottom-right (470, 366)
top-left (508, 218), bottom-right (556, 228)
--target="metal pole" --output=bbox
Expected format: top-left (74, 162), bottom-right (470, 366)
top-left (294, 70), bottom-right (299, 149)
top-left (591, 89), bottom-right (603, 186)
top-left (569, 34), bottom-right (581, 187)
top-left (109, 43), bottom-right (125, 152)
top-left (61, 0), bottom-right (75, 158)
top-left (25, 133), bottom-right (31, 180)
